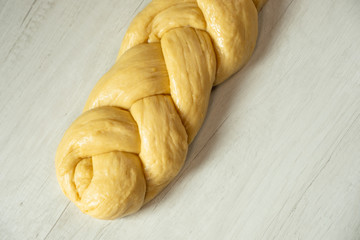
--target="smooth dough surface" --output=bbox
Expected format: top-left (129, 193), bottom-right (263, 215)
top-left (56, 0), bottom-right (267, 219)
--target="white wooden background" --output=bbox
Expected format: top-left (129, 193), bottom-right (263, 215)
top-left (1, 0), bottom-right (360, 239)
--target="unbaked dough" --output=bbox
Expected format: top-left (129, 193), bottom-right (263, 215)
top-left (56, 0), bottom-right (268, 219)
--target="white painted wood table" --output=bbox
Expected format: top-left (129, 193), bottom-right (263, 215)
top-left (1, 0), bottom-right (359, 239)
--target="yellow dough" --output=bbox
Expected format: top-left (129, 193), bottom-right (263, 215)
top-left (56, 0), bottom-right (268, 219)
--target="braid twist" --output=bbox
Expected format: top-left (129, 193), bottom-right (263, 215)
top-left (56, 0), bottom-right (267, 219)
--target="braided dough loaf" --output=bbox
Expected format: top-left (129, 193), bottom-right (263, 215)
top-left (56, 0), bottom-right (267, 219)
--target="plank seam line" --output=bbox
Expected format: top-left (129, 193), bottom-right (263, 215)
top-left (43, 202), bottom-right (70, 240)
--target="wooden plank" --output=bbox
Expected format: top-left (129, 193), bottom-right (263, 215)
top-left (1, 0), bottom-right (359, 239)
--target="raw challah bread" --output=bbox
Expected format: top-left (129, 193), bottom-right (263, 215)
top-left (56, 0), bottom-right (268, 219)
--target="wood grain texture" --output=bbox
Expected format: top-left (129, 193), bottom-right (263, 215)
top-left (1, 0), bottom-right (359, 239)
